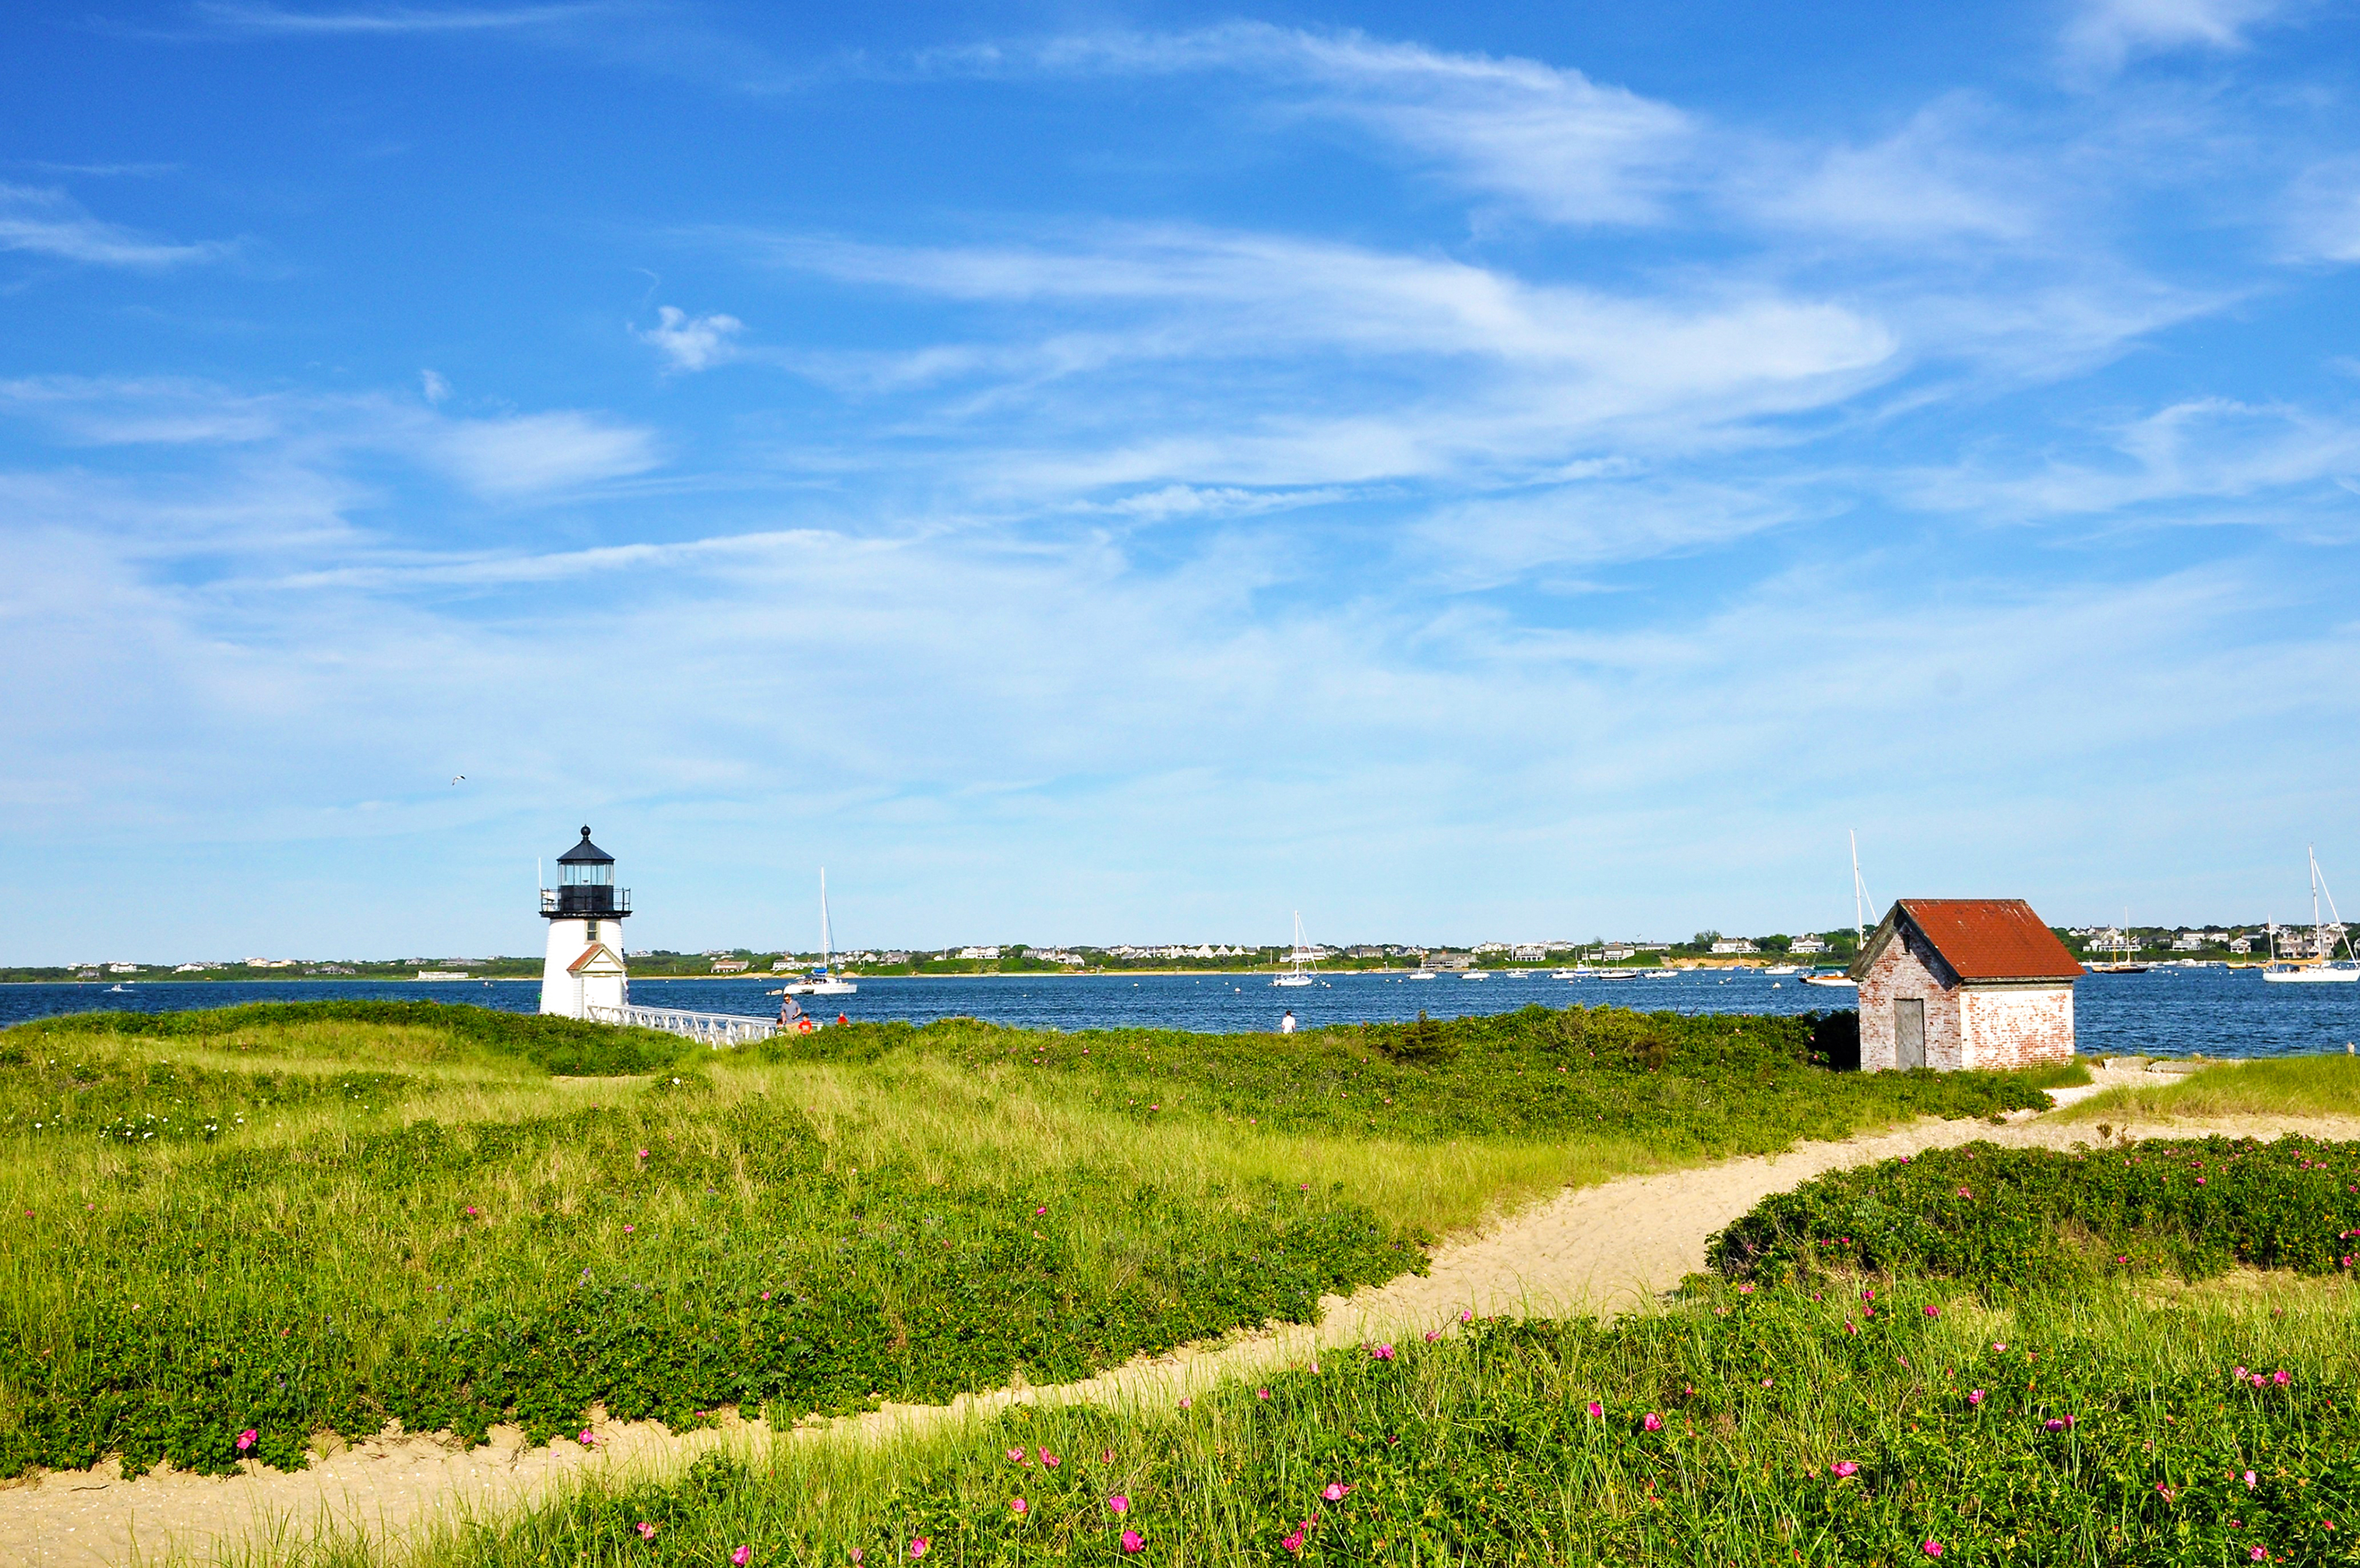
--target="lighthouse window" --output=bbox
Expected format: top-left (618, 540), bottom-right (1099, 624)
top-left (586, 921), bottom-right (600, 942)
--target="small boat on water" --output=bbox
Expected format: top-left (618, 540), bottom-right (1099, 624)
top-left (1797, 831), bottom-right (1872, 989)
top-left (1460, 969), bottom-right (1488, 981)
top-left (784, 869), bottom-right (858, 996)
top-left (2262, 847), bottom-right (2359, 983)
top-left (1763, 964), bottom-right (1802, 976)
top-left (1273, 911), bottom-right (1316, 988)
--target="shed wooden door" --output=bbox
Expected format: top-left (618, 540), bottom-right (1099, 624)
top-left (1895, 998), bottom-right (1926, 1069)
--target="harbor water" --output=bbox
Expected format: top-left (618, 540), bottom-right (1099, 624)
top-left (4, 967), bottom-right (2356, 1059)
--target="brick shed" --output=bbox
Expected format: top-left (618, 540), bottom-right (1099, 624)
top-left (1849, 899), bottom-right (2081, 1071)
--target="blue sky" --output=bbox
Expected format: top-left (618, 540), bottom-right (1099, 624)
top-left (4, 0), bottom-right (2359, 962)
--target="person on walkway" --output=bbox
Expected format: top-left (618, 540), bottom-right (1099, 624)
top-left (1280, 1010), bottom-right (1296, 1034)
top-left (777, 993), bottom-right (805, 1026)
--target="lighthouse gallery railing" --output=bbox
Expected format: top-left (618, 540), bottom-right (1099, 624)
top-left (583, 1003), bottom-right (780, 1045)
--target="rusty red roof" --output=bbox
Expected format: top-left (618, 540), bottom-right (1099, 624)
top-left (567, 942), bottom-right (625, 976)
top-left (1877, 898), bottom-right (2083, 982)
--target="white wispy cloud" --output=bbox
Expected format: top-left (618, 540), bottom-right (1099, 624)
top-left (1899, 396), bottom-right (2360, 522)
top-left (194, 2), bottom-right (604, 33)
top-left (424, 410), bottom-right (663, 497)
top-left (632, 304), bottom-right (744, 372)
top-left (0, 376), bottom-right (662, 502)
top-left (734, 225), bottom-right (1898, 489)
top-left (15, 160), bottom-right (181, 178)
top-left (0, 183), bottom-right (235, 270)
top-left (2285, 157), bottom-right (2360, 263)
top-left (938, 23), bottom-right (1693, 227)
top-left (1735, 97), bottom-right (2041, 241)
top-left (2061, 0), bottom-right (2294, 69)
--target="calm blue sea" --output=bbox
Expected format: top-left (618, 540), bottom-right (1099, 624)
top-left (3, 967), bottom-right (2357, 1059)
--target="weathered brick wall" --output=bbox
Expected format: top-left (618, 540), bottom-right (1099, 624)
top-left (1858, 938), bottom-right (1963, 1070)
top-left (1958, 985), bottom-right (2076, 1069)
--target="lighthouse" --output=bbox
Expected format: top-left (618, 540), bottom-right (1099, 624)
top-left (540, 826), bottom-right (631, 1018)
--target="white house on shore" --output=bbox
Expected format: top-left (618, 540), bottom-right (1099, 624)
top-left (1851, 899), bottom-right (2081, 1071)
top-left (540, 826), bottom-right (631, 1019)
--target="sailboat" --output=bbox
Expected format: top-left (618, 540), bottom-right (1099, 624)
top-left (2262, 847), bottom-right (2358, 983)
top-left (784, 869), bottom-right (858, 996)
top-left (2084, 907), bottom-right (2150, 974)
top-left (1273, 912), bottom-right (1316, 988)
top-left (1801, 832), bottom-right (1869, 988)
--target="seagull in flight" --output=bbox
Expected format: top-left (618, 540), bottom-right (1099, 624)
top-left (451, 775), bottom-right (466, 785)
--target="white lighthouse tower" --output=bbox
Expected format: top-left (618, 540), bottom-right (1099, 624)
top-left (539, 826), bottom-right (631, 1018)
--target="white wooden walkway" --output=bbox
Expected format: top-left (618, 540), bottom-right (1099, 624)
top-left (584, 1003), bottom-right (780, 1045)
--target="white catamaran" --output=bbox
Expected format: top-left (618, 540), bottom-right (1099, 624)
top-left (1273, 911), bottom-right (1316, 988)
top-left (1801, 831), bottom-right (1869, 988)
top-left (2262, 847), bottom-right (2358, 984)
top-left (784, 869), bottom-right (858, 996)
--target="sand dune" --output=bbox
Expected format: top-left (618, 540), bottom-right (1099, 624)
top-left (9, 1101), bottom-right (2355, 1567)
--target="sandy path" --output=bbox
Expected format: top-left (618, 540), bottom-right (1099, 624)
top-left (9, 1101), bottom-right (2355, 1568)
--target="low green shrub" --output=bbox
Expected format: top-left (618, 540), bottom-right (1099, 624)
top-left (15, 1002), bottom-right (689, 1076)
top-left (1710, 1134), bottom-right (2360, 1288)
top-left (0, 1101), bottom-right (1417, 1478)
top-left (780, 1006), bottom-right (2051, 1150)
top-left (440, 1284), bottom-right (2360, 1566)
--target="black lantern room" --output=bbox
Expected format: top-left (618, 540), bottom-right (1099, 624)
top-left (545, 826), bottom-right (632, 920)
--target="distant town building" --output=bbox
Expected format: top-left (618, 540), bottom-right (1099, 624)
top-left (2230, 934), bottom-right (2257, 954)
top-left (1510, 944), bottom-right (1548, 962)
top-left (1789, 935), bottom-right (1830, 955)
top-left (1710, 938), bottom-right (1759, 955)
top-left (710, 959), bottom-right (749, 974)
top-left (1854, 899), bottom-right (2080, 1071)
top-left (956, 946), bottom-right (1002, 960)
top-left (174, 962), bottom-right (210, 972)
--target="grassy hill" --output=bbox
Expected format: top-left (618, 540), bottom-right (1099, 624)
top-left (1, 1000), bottom-right (2059, 1489)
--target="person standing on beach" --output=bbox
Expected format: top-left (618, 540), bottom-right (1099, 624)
top-left (1280, 1010), bottom-right (1296, 1034)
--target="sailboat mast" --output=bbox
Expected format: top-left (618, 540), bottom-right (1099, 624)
top-left (2312, 847), bottom-right (2324, 957)
top-left (820, 868), bottom-right (832, 971)
top-left (1849, 830), bottom-right (1865, 947)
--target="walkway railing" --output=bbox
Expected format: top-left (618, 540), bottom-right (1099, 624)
top-left (585, 1003), bottom-right (780, 1046)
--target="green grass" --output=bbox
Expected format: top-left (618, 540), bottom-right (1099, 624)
top-left (310, 1256), bottom-right (2360, 1566)
top-left (2062, 1055), bottom-right (2360, 1124)
top-left (0, 1001), bottom-right (2054, 1484)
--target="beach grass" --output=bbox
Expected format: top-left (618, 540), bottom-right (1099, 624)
top-left (2059, 1054), bottom-right (2360, 1123)
top-left (0, 1000), bottom-right (2056, 1482)
top-left (275, 1213), bottom-right (2360, 1566)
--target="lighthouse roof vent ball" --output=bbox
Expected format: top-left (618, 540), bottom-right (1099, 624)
top-left (557, 826), bottom-right (613, 865)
